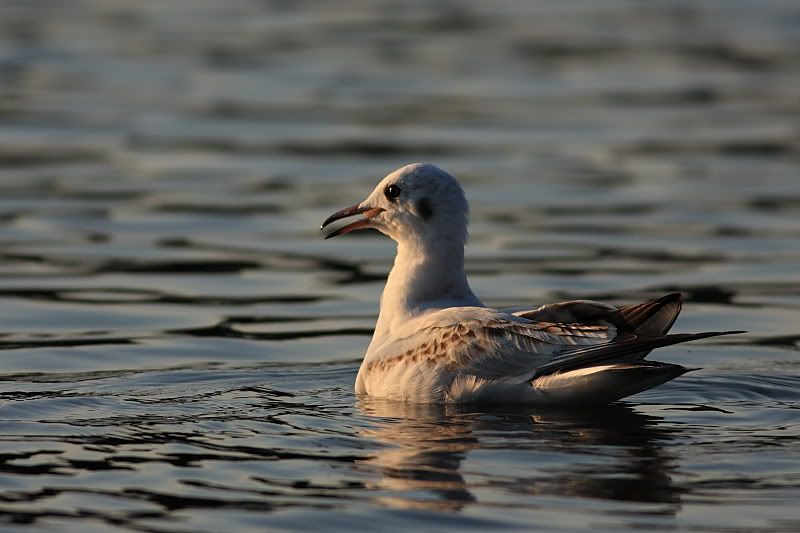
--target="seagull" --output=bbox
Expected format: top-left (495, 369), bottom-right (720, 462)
top-left (321, 163), bottom-right (741, 404)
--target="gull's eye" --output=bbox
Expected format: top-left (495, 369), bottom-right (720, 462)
top-left (384, 184), bottom-right (402, 201)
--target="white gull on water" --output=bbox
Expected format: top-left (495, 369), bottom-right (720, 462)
top-left (321, 163), bottom-right (741, 404)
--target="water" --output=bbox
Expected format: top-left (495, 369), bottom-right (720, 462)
top-left (1, 0), bottom-right (799, 531)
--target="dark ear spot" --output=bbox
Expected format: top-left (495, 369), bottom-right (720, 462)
top-left (416, 197), bottom-right (433, 221)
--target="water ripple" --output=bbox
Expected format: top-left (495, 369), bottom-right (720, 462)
top-left (1, 0), bottom-right (799, 531)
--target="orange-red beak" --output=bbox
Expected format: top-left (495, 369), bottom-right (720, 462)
top-left (321, 204), bottom-right (385, 239)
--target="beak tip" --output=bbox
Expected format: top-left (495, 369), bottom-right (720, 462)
top-left (321, 203), bottom-right (382, 241)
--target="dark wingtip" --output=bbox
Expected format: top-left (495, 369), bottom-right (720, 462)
top-left (680, 330), bottom-right (746, 342)
top-left (535, 329), bottom-right (747, 377)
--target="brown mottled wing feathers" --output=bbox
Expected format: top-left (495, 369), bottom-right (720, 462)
top-left (366, 318), bottom-right (615, 382)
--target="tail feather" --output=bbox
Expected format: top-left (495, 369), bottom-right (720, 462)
top-left (617, 292), bottom-right (683, 335)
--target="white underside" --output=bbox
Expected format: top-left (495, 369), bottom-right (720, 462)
top-left (355, 361), bottom-right (677, 405)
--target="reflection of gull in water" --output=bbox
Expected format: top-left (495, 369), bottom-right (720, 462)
top-left (357, 400), bottom-right (477, 511)
top-left (357, 399), bottom-right (684, 513)
top-left (323, 163), bottom-right (741, 404)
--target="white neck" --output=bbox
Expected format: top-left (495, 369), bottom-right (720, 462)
top-left (367, 236), bottom-right (482, 354)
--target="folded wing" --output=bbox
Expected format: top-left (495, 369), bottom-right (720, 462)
top-left (368, 293), bottom-right (741, 388)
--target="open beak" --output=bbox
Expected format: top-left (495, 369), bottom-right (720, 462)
top-left (320, 204), bottom-right (385, 239)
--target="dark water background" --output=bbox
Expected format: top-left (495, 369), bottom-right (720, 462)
top-left (1, 1), bottom-right (799, 531)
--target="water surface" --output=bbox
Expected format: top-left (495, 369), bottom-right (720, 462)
top-left (1, 1), bottom-right (799, 531)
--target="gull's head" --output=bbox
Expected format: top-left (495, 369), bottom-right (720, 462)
top-left (321, 163), bottom-right (469, 246)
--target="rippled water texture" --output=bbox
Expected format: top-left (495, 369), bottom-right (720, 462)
top-left (1, 1), bottom-right (799, 531)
